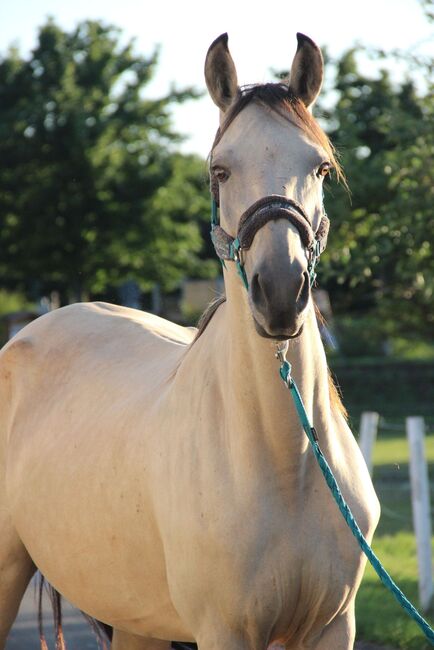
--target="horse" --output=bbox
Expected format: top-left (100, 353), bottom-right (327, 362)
top-left (0, 33), bottom-right (380, 650)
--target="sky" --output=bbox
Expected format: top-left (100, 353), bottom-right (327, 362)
top-left (0, 0), bottom-right (432, 158)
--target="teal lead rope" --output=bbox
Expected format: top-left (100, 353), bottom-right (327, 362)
top-left (278, 353), bottom-right (434, 645)
top-left (210, 194), bottom-right (434, 642)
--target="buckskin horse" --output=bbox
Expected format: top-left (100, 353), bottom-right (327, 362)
top-left (0, 33), bottom-right (379, 650)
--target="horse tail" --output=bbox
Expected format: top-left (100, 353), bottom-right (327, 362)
top-left (37, 573), bottom-right (112, 650)
top-left (38, 574), bottom-right (65, 650)
top-left (81, 613), bottom-right (112, 649)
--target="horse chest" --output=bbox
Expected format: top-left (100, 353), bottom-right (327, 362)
top-left (165, 473), bottom-right (359, 643)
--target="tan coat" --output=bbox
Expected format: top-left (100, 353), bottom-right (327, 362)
top-left (0, 33), bottom-right (380, 650)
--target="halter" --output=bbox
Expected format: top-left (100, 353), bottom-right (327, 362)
top-left (210, 190), bottom-right (329, 289)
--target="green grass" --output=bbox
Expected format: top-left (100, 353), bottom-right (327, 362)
top-left (391, 339), bottom-right (434, 361)
top-left (373, 428), bottom-right (434, 466)
top-left (355, 424), bottom-right (434, 648)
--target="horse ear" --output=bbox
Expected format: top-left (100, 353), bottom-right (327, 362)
top-left (205, 33), bottom-right (238, 112)
top-left (289, 33), bottom-right (324, 109)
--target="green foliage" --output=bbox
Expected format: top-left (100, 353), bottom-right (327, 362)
top-left (317, 46), bottom-right (433, 344)
top-left (0, 289), bottom-right (32, 316)
top-left (0, 19), bottom-right (211, 301)
top-left (330, 358), bottom-right (434, 419)
top-left (150, 153), bottom-right (219, 285)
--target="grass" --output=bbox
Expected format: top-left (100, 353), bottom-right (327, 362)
top-left (354, 422), bottom-right (434, 649)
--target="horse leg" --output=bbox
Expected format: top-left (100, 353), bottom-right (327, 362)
top-left (0, 516), bottom-right (36, 648)
top-left (312, 605), bottom-right (355, 650)
top-left (111, 629), bottom-right (171, 650)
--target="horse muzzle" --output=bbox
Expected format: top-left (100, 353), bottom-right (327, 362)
top-left (250, 249), bottom-right (310, 340)
top-left (210, 194), bottom-right (329, 340)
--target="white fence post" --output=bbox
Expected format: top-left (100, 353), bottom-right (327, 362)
top-left (359, 411), bottom-right (379, 476)
top-left (406, 416), bottom-right (433, 611)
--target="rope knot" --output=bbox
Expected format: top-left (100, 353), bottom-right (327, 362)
top-left (279, 360), bottom-right (292, 385)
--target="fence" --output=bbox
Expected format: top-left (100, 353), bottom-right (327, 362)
top-left (358, 411), bottom-right (433, 611)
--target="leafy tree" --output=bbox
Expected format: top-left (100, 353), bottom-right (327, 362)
top-left (315, 47), bottom-right (433, 347)
top-left (0, 19), bottom-right (214, 303)
top-left (378, 87), bottom-right (433, 340)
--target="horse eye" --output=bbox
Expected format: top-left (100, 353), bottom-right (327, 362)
top-left (212, 166), bottom-right (230, 183)
top-left (317, 162), bottom-right (332, 178)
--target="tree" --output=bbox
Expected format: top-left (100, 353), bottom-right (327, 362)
top-left (0, 19), bottom-right (214, 303)
top-left (315, 47), bottom-right (433, 347)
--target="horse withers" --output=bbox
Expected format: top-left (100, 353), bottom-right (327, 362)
top-left (0, 33), bottom-right (379, 650)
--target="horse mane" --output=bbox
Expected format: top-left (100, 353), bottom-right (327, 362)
top-left (210, 83), bottom-right (345, 185)
top-left (328, 369), bottom-right (348, 421)
top-left (192, 295), bottom-right (226, 344)
top-left (313, 302), bottom-right (348, 421)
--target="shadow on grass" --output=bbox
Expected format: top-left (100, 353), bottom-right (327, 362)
top-left (356, 576), bottom-right (434, 650)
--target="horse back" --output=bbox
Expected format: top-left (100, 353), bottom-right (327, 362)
top-left (0, 300), bottom-right (194, 475)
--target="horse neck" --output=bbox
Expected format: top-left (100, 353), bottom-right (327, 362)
top-left (209, 271), bottom-right (332, 476)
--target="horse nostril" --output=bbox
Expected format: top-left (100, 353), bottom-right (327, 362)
top-left (251, 272), bottom-right (266, 310)
top-left (296, 271), bottom-right (310, 312)
top-left (250, 265), bottom-right (310, 336)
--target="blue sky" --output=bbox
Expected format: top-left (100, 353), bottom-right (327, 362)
top-left (0, 0), bottom-right (432, 157)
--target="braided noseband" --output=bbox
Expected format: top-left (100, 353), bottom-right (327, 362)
top-left (211, 194), bottom-right (329, 260)
top-left (210, 185), bottom-right (329, 288)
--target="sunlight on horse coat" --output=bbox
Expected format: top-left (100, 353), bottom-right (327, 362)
top-left (0, 33), bottom-right (379, 650)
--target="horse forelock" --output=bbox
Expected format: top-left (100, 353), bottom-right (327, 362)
top-left (209, 83), bottom-right (344, 187)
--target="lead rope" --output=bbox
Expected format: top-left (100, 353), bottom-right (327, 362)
top-left (275, 341), bottom-right (434, 645)
top-left (210, 195), bottom-right (434, 643)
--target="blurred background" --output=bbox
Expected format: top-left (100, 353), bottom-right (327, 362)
top-left (1, 1), bottom-right (433, 648)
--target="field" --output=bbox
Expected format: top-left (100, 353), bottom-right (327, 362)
top-left (327, 359), bottom-right (434, 648)
top-left (353, 419), bottom-right (434, 649)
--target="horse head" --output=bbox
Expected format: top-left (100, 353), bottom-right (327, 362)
top-left (205, 33), bottom-right (339, 340)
